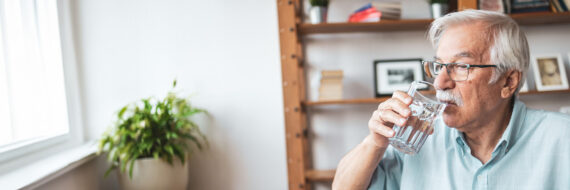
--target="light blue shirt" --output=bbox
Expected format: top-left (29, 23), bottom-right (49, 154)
top-left (368, 99), bottom-right (570, 190)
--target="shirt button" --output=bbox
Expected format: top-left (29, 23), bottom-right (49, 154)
top-left (478, 175), bottom-right (484, 181)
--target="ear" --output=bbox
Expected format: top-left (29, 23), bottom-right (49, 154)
top-left (501, 70), bottom-right (521, 99)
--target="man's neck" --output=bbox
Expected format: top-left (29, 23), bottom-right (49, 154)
top-left (463, 99), bottom-right (514, 164)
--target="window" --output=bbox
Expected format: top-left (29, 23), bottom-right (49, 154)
top-left (0, 0), bottom-right (75, 155)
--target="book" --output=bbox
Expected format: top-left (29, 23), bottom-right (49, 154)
top-left (318, 70), bottom-right (344, 100)
top-left (511, 0), bottom-right (550, 13)
top-left (349, 7), bottom-right (381, 23)
top-left (552, 0), bottom-right (563, 12)
top-left (373, 2), bottom-right (401, 20)
top-left (372, 2), bottom-right (402, 9)
top-left (550, 1), bottom-right (559, 12)
top-left (321, 70), bottom-right (343, 78)
top-left (555, 0), bottom-right (568, 12)
top-left (504, 0), bottom-right (512, 13)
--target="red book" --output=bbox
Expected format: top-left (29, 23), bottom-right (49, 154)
top-left (348, 7), bottom-right (381, 22)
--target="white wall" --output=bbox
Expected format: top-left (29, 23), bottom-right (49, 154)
top-left (71, 0), bottom-right (287, 189)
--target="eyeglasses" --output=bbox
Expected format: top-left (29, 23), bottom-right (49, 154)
top-left (422, 61), bottom-right (498, 82)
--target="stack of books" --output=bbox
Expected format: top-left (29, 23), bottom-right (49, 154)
top-left (373, 2), bottom-right (401, 20)
top-left (318, 70), bottom-right (343, 101)
top-left (348, 3), bottom-right (381, 22)
top-left (510, 0), bottom-right (550, 13)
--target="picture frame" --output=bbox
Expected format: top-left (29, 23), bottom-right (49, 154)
top-left (531, 54), bottom-right (569, 91)
top-left (373, 58), bottom-right (425, 97)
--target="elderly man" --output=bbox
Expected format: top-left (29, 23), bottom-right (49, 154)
top-left (333, 10), bottom-right (570, 190)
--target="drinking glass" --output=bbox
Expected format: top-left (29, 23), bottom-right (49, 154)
top-left (388, 81), bottom-right (446, 155)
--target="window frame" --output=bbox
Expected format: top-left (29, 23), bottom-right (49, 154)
top-left (0, 0), bottom-right (85, 173)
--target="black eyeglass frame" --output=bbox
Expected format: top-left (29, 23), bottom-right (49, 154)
top-left (422, 61), bottom-right (498, 81)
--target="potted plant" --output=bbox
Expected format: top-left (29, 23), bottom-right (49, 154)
top-left (309, 0), bottom-right (329, 24)
top-left (429, 0), bottom-right (449, 19)
top-left (97, 80), bottom-right (207, 190)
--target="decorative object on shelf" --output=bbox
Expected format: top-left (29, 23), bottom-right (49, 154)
top-left (97, 80), bottom-right (207, 190)
top-left (374, 58), bottom-right (425, 97)
top-left (309, 0), bottom-right (329, 24)
top-left (479, 0), bottom-right (505, 13)
top-left (429, 0), bottom-right (449, 19)
top-left (373, 2), bottom-right (402, 20)
top-left (319, 70), bottom-right (343, 100)
top-left (531, 54), bottom-right (569, 91)
top-left (511, 0), bottom-right (550, 13)
top-left (349, 3), bottom-right (381, 22)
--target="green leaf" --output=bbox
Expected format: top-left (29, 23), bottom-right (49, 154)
top-left (129, 159), bottom-right (136, 179)
top-left (118, 106), bottom-right (128, 118)
top-left (104, 165), bottom-right (115, 177)
top-left (153, 152), bottom-right (159, 160)
top-left (165, 145), bottom-right (174, 155)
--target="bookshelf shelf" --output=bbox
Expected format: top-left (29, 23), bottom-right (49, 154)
top-left (519, 89), bottom-right (570, 96)
top-left (304, 97), bottom-right (389, 106)
top-left (299, 19), bottom-right (433, 34)
top-left (510, 11), bottom-right (570, 25)
top-left (299, 12), bottom-right (570, 35)
top-left (304, 89), bottom-right (570, 106)
top-left (305, 169), bottom-right (336, 182)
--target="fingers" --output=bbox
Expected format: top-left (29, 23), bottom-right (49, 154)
top-left (377, 92), bottom-right (412, 119)
top-left (368, 118), bottom-right (394, 138)
top-left (392, 91), bottom-right (413, 105)
top-left (376, 109), bottom-right (407, 127)
top-left (368, 91), bottom-right (415, 142)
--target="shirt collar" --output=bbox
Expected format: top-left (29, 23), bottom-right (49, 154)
top-left (450, 99), bottom-right (527, 154)
top-left (499, 99), bottom-right (527, 153)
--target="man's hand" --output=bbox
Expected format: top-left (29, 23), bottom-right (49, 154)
top-left (332, 91), bottom-right (414, 190)
top-left (367, 91), bottom-right (413, 148)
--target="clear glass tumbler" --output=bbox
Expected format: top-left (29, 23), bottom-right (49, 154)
top-left (388, 81), bottom-right (446, 155)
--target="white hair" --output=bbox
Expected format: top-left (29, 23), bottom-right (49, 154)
top-left (428, 9), bottom-right (529, 94)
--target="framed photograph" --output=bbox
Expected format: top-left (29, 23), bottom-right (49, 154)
top-left (374, 58), bottom-right (425, 97)
top-left (531, 54), bottom-right (569, 91)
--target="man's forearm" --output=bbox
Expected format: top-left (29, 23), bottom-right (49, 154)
top-left (332, 135), bottom-right (387, 190)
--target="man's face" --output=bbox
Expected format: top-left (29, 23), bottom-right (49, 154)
top-left (434, 23), bottom-right (504, 131)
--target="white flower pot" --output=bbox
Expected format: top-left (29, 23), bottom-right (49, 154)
top-left (309, 6), bottom-right (327, 24)
top-left (118, 157), bottom-right (188, 190)
top-left (431, 3), bottom-right (449, 19)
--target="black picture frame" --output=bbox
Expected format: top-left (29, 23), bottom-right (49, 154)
top-left (373, 58), bottom-right (425, 97)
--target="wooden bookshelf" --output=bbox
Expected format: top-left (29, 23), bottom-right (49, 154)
top-left (519, 89), bottom-right (570, 96)
top-left (305, 169), bottom-right (336, 182)
top-left (303, 97), bottom-right (389, 106)
top-left (277, 0), bottom-right (570, 188)
top-left (510, 11), bottom-right (570, 25)
top-left (299, 19), bottom-right (433, 34)
top-left (304, 89), bottom-right (570, 106)
top-left (299, 12), bottom-right (570, 35)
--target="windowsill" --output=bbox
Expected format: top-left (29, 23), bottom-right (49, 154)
top-left (0, 142), bottom-right (98, 189)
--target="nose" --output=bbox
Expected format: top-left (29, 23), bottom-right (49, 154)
top-left (433, 66), bottom-right (455, 91)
